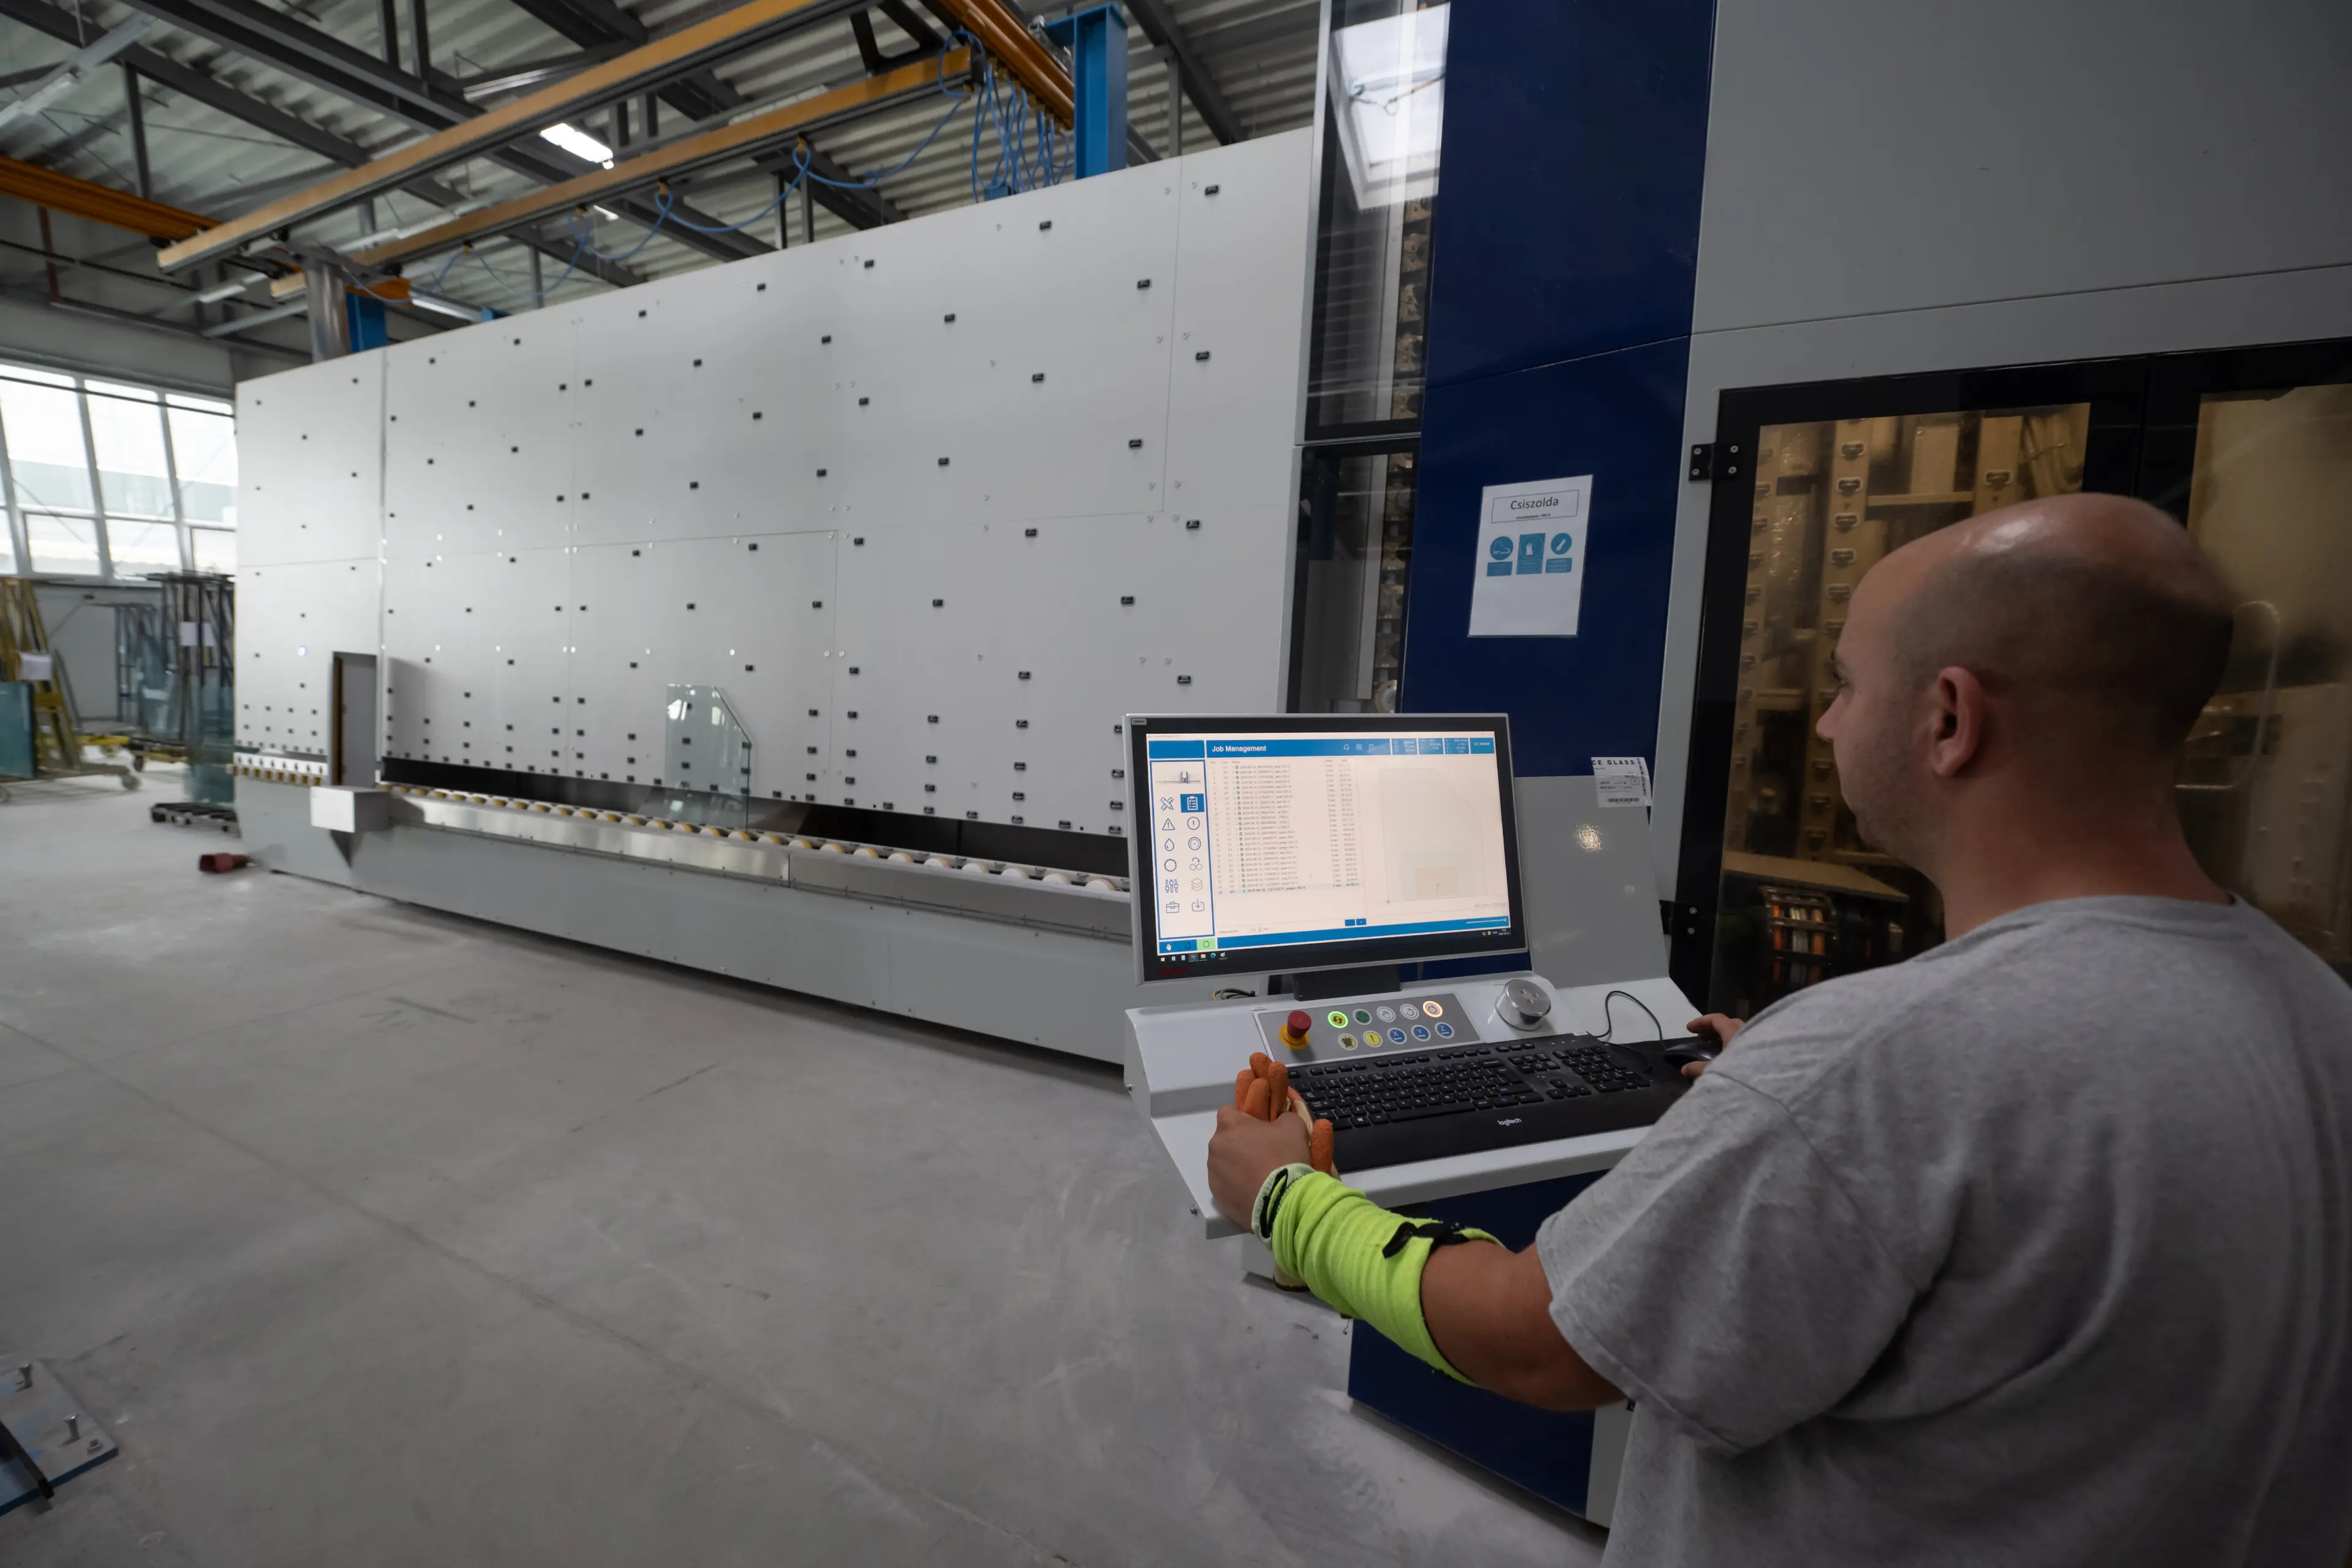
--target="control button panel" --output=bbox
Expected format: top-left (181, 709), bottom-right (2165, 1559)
top-left (1251, 992), bottom-right (1483, 1060)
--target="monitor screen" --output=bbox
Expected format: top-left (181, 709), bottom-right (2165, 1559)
top-left (1126, 714), bottom-right (1525, 982)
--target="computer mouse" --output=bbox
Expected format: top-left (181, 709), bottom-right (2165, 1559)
top-left (1660, 1038), bottom-right (1718, 1069)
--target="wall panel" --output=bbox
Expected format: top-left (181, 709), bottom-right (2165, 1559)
top-left (237, 358), bottom-right (382, 568)
top-left (238, 130), bottom-right (1313, 846)
top-left (236, 557), bottom-right (379, 753)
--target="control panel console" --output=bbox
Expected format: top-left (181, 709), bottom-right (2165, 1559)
top-left (1250, 992), bottom-right (1481, 1058)
top-left (1125, 971), bottom-right (1701, 1235)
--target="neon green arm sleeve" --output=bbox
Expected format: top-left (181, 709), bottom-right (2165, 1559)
top-left (1254, 1165), bottom-right (1499, 1384)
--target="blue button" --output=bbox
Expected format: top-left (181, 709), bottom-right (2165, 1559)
top-left (1411, 1025), bottom-right (1430, 1041)
top-left (1435, 1022), bottom-right (1454, 1038)
top-left (1387, 1028), bottom-right (1406, 1045)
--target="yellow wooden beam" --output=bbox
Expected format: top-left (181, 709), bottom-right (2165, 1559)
top-left (157, 0), bottom-right (851, 276)
top-left (928, 0), bottom-right (1074, 127)
top-left (0, 155), bottom-right (211, 240)
top-left (352, 53), bottom-right (965, 271)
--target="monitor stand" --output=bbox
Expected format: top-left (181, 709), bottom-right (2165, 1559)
top-left (1285, 963), bottom-right (1401, 1003)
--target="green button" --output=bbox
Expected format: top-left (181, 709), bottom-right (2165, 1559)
top-left (1353, 1009), bottom-right (1371, 1025)
top-left (1326, 1011), bottom-right (1349, 1029)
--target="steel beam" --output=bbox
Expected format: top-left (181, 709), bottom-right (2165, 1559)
top-left (458, 42), bottom-right (628, 100)
top-left (355, 52), bottom-right (959, 269)
top-left (1044, 4), bottom-right (1126, 178)
top-left (500, 0), bottom-right (737, 123)
top-left (0, 0), bottom-right (646, 286)
top-left (102, 0), bottom-right (758, 265)
top-left (407, 0), bottom-right (430, 81)
top-left (0, 153), bottom-right (209, 238)
top-left (115, 0), bottom-right (466, 123)
top-left (1120, 0), bottom-right (1241, 145)
top-left (151, 0), bottom-right (858, 272)
top-left (123, 63), bottom-right (151, 197)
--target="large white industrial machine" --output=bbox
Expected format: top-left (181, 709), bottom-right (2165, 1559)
top-left (232, 130), bottom-right (1315, 1056)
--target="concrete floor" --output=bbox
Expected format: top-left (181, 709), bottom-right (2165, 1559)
top-left (0, 772), bottom-right (1605, 1567)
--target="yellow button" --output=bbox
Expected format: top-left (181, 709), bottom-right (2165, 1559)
top-left (1327, 1011), bottom-right (1349, 1029)
top-left (1338, 1033), bottom-right (1357, 1050)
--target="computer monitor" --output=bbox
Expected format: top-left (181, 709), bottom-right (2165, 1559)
top-left (1126, 713), bottom-right (1526, 984)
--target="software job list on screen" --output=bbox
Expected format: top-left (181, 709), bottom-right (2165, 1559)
top-left (1145, 734), bottom-right (1513, 959)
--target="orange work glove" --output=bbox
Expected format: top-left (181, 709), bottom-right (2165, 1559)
top-left (1234, 1050), bottom-right (1336, 1177)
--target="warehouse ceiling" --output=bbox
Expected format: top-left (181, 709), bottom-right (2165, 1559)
top-left (0, 0), bottom-right (1317, 333)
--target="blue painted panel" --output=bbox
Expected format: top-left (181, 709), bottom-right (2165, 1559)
top-left (1422, 0), bottom-right (1715, 388)
top-left (1400, 337), bottom-right (1691, 777)
top-left (1347, 1170), bottom-right (1608, 1515)
top-left (347, 292), bottom-right (389, 353)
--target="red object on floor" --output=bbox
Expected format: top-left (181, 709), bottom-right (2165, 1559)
top-left (197, 852), bottom-right (251, 873)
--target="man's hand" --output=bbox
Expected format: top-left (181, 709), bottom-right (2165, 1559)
top-left (1205, 1050), bottom-right (1336, 1229)
top-left (1683, 1012), bottom-right (1746, 1077)
top-left (1206, 1103), bottom-right (1310, 1229)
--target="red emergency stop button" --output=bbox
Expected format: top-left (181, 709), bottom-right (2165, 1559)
top-left (1280, 1009), bottom-right (1311, 1051)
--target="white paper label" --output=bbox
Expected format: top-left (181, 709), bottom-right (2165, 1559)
top-left (1592, 755), bottom-right (1651, 809)
top-left (1469, 475), bottom-right (1593, 637)
top-left (17, 652), bottom-right (53, 682)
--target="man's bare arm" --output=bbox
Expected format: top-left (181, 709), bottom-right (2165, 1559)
top-left (1420, 1240), bottom-right (1624, 1411)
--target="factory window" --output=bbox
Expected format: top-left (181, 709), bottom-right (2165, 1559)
top-left (1303, 0), bottom-right (1448, 440)
top-left (0, 363), bottom-right (237, 580)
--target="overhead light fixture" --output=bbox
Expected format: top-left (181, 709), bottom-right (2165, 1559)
top-left (540, 121), bottom-right (615, 168)
top-left (349, 198), bottom-right (492, 251)
top-left (593, 206), bottom-right (619, 221)
top-left (0, 73), bottom-right (81, 125)
top-left (192, 276), bottom-right (255, 304)
top-left (0, 15), bottom-right (152, 130)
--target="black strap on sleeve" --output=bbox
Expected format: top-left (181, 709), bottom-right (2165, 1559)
top-left (1381, 1218), bottom-right (1474, 1258)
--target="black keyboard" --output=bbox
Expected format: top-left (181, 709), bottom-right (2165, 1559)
top-left (1292, 1033), bottom-right (1694, 1172)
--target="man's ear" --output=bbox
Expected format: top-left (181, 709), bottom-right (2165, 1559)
top-left (1928, 665), bottom-right (1988, 778)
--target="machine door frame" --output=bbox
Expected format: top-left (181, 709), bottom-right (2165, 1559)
top-left (1668, 356), bottom-right (2151, 1003)
top-left (330, 650), bottom-right (380, 788)
top-left (1674, 334), bottom-right (2352, 1003)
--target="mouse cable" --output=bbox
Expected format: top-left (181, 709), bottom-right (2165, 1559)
top-left (1598, 989), bottom-right (1662, 1042)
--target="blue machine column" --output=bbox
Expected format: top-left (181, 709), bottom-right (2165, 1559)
top-left (346, 290), bottom-right (390, 352)
top-left (1043, 2), bottom-right (1128, 179)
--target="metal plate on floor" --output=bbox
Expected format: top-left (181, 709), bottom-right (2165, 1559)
top-left (0, 1359), bottom-right (118, 1515)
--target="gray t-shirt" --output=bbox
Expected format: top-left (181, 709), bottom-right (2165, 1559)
top-left (1537, 896), bottom-right (2352, 1567)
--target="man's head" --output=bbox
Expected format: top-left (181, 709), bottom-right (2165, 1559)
top-left (1815, 492), bottom-right (2233, 872)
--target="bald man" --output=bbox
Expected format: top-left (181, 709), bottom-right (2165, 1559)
top-left (1207, 494), bottom-right (2352, 1566)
